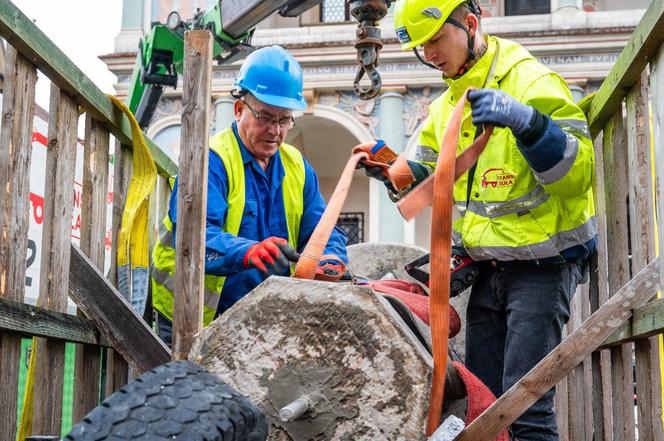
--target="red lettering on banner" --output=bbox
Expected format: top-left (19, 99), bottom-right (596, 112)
top-left (105, 229), bottom-right (113, 250)
top-left (32, 131), bottom-right (47, 146)
top-left (72, 214), bottom-right (81, 232)
top-left (29, 192), bottom-right (44, 224)
top-left (73, 189), bottom-right (82, 208)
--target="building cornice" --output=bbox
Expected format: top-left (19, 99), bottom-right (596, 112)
top-left (101, 9), bottom-right (643, 97)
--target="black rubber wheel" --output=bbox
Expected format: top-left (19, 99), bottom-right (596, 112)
top-left (64, 360), bottom-right (267, 441)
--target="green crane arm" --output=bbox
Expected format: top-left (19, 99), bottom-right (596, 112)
top-left (127, 0), bottom-right (393, 129)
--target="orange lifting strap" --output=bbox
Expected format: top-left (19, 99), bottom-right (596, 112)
top-left (293, 88), bottom-right (493, 436)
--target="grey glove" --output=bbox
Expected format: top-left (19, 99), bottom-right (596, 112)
top-left (468, 89), bottom-right (534, 138)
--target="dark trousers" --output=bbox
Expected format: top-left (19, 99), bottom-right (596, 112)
top-left (156, 312), bottom-right (173, 348)
top-left (465, 260), bottom-right (583, 441)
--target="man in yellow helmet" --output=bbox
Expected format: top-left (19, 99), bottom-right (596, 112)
top-left (361, 1), bottom-right (595, 439)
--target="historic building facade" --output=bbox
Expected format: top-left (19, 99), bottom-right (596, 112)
top-left (104, 0), bottom-right (649, 248)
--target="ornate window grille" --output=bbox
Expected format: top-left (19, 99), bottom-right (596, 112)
top-left (337, 212), bottom-right (364, 245)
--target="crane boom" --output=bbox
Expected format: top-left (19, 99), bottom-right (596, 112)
top-left (127, 0), bottom-right (393, 129)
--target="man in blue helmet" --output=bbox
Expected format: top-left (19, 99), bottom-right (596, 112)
top-left (151, 45), bottom-right (348, 345)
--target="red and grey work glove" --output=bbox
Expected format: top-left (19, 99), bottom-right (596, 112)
top-left (243, 237), bottom-right (300, 276)
top-left (314, 256), bottom-right (346, 282)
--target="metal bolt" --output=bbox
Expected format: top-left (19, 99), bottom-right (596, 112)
top-left (278, 393), bottom-right (323, 422)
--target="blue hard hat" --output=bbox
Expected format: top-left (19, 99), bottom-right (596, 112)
top-left (233, 45), bottom-right (307, 111)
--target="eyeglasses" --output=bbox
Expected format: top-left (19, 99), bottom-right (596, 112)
top-left (242, 100), bottom-right (295, 129)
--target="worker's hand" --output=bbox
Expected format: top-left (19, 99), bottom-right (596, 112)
top-left (314, 256), bottom-right (346, 282)
top-left (357, 158), bottom-right (431, 202)
top-left (356, 160), bottom-right (396, 191)
top-left (467, 89), bottom-right (534, 137)
top-left (243, 237), bottom-right (300, 276)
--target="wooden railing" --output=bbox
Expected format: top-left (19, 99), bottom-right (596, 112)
top-left (555, 1), bottom-right (664, 439)
top-left (0, 0), bottom-right (175, 438)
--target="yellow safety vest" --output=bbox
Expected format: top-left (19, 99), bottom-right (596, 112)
top-left (417, 36), bottom-right (596, 261)
top-left (151, 127), bottom-right (305, 325)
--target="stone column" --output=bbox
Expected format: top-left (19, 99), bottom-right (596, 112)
top-left (377, 88), bottom-right (406, 243)
top-left (214, 95), bottom-right (236, 133)
top-left (114, 0), bottom-right (145, 53)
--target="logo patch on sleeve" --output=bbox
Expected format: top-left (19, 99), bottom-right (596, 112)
top-left (481, 168), bottom-right (516, 188)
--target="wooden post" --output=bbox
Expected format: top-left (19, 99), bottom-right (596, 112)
top-left (651, 41), bottom-right (664, 441)
top-left (72, 115), bottom-right (110, 422)
top-left (566, 285), bottom-right (589, 440)
top-left (172, 30), bottom-right (212, 360)
top-left (589, 134), bottom-right (613, 440)
top-left (555, 327), bottom-right (569, 441)
top-left (0, 44), bottom-right (37, 441)
top-left (106, 139), bottom-right (130, 395)
top-left (32, 83), bottom-right (78, 436)
top-left (626, 72), bottom-right (664, 441)
top-left (604, 110), bottom-right (636, 441)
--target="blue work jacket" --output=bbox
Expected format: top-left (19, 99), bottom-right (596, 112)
top-left (169, 123), bottom-right (348, 314)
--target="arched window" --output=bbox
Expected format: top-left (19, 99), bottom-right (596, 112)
top-left (152, 123), bottom-right (182, 164)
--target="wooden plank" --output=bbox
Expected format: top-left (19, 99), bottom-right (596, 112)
top-left (32, 84), bottom-right (78, 436)
top-left (589, 132), bottom-right (612, 441)
top-left (81, 115), bottom-right (110, 269)
top-left (625, 71), bottom-right (664, 441)
top-left (0, 298), bottom-right (111, 346)
top-left (556, 325), bottom-right (570, 441)
top-left (652, 24), bottom-right (664, 318)
top-left (0, 45), bottom-right (36, 441)
top-left (600, 298), bottom-right (664, 347)
top-left (604, 110), bottom-right (636, 441)
top-left (73, 115), bottom-right (110, 422)
top-left (455, 257), bottom-right (661, 441)
top-left (0, 0), bottom-right (177, 178)
top-left (172, 30), bottom-right (212, 360)
top-left (651, 44), bottom-right (664, 441)
top-left (588, 0), bottom-right (664, 137)
top-left (581, 289), bottom-right (594, 441)
top-left (109, 141), bottom-right (131, 289)
top-left (106, 139), bottom-right (131, 396)
top-left (567, 289), bottom-right (586, 441)
top-left (68, 243), bottom-right (171, 372)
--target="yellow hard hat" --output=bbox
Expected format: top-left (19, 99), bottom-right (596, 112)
top-left (394, 0), bottom-right (467, 50)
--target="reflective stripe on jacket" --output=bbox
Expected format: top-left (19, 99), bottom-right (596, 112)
top-left (416, 36), bottom-right (596, 262)
top-left (151, 126), bottom-right (305, 326)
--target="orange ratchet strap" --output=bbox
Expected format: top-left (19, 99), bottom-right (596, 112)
top-left (352, 140), bottom-right (416, 193)
top-left (424, 89), bottom-right (493, 435)
top-left (292, 150), bottom-right (368, 280)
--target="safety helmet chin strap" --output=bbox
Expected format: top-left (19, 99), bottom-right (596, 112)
top-left (412, 48), bottom-right (439, 71)
top-left (412, 1), bottom-right (482, 78)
